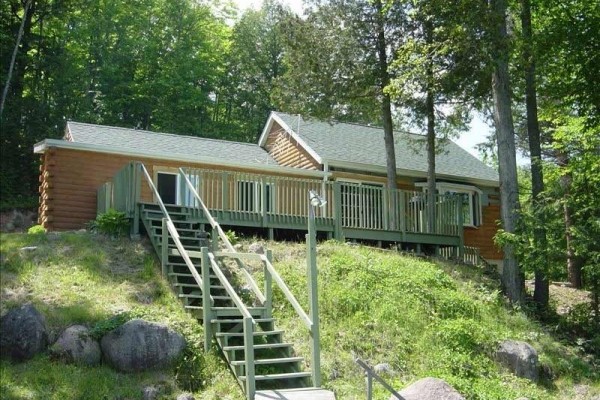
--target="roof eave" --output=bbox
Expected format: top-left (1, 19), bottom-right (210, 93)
top-left (34, 139), bottom-right (330, 179)
top-left (326, 159), bottom-right (500, 188)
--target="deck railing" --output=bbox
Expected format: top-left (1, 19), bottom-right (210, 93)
top-left (180, 168), bottom-right (462, 237)
top-left (97, 163), bottom-right (463, 241)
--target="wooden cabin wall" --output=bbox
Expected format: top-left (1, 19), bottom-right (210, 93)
top-left (264, 122), bottom-right (320, 170)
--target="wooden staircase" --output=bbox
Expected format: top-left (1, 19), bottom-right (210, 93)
top-left (139, 202), bottom-right (314, 396)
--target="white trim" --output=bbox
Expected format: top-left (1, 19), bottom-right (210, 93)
top-left (416, 182), bottom-right (482, 227)
top-left (258, 113), bottom-right (324, 165)
top-left (33, 139), bottom-right (330, 179)
top-left (337, 178), bottom-right (384, 187)
top-left (414, 181), bottom-right (483, 194)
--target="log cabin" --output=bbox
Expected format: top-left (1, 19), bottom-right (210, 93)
top-left (34, 111), bottom-right (502, 266)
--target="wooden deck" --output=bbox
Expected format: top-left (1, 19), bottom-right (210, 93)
top-left (255, 388), bottom-right (336, 400)
top-left (99, 162), bottom-right (465, 251)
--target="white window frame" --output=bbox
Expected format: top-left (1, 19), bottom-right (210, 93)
top-left (155, 170), bottom-right (199, 207)
top-left (415, 182), bottom-right (482, 227)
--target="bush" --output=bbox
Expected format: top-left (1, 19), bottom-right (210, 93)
top-left (89, 209), bottom-right (130, 237)
top-left (27, 225), bottom-right (46, 235)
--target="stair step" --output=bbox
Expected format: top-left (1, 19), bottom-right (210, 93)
top-left (216, 330), bottom-right (283, 338)
top-left (222, 342), bottom-right (293, 352)
top-left (212, 318), bottom-right (275, 324)
top-left (174, 283), bottom-right (224, 290)
top-left (179, 293), bottom-right (231, 300)
top-left (240, 372), bottom-right (312, 381)
top-left (230, 357), bottom-right (303, 366)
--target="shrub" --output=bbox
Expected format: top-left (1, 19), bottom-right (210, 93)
top-left (89, 209), bottom-right (130, 237)
top-left (27, 225), bottom-right (46, 235)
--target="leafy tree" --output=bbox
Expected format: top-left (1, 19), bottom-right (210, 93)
top-left (274, 0), bottom-right (406, 191)
top-left (488, 0), bottom-right (524, 303)
top-left (387, 0), bottom-right (489, 233)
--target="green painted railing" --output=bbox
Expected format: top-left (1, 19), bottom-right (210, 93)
top-left (180, 167), bottom-right (462, 238)
top-left (95, 161), bottom-right (140, 220)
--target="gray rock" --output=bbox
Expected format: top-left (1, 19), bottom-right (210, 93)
top-left (177, 394), bottom-right (195, 400)
top-left (0, 304), bottom-right (48, 361)
top-left (50, 325), bottom-right (101, 366)
top-left (248, 242), bottom-right (264, 254)
top-left (142, 385), bottom-right (160, 400)
top-left (391, 377), bottom-right (465, 400)
top-left (496, 340), bottom-right (539, 382)
top-left (101, 319), bottom-right (185, 372)
top-left (19, 246), bottom-right (38, 252)
top-left (374, 363), bottom-right (392, 375)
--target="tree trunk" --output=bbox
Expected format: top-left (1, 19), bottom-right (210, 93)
top-left (425, 21), bottom-right (436, 234)
top-left (490, 0), bottom-right (525, 303)
top-left (521, 0), bottom-right (549, 307)
top-left (0, 0), bottom-right (33, 120)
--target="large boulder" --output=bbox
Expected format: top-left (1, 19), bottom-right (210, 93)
top-left (50, 325), bottom-right (101, 366)
top-left (391, 377), bottom-right (465, 400)
top-left (100, 319), bottom-right (185, 372)
top-left (496, 340), bottom-right (539, 382)
top-left (0, 304), bottom-right (48, 361)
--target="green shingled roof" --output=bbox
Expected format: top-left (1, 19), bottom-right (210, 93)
top-left (66, 121), bottom-right (277, 166)
top-left (274, 112), bottom-right (499, 185)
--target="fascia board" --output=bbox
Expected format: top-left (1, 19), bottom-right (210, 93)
top-left (257, 112), bottom-right (275, 147)
top-left (327, 159), bottom-right (499, 188)
top-left (33, 139), bottom-right (330, 179)
top-left (269, 113), bottom-right (324, 165)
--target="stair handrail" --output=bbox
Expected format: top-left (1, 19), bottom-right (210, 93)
top-left (139, 163), bottom-right (207, 295)
top-left (208, 251), bottom-right (256, 398)
top-left (208, 253), bottom-right (254, 320)
top-left (354, 357), bottom-right (404, 400)
top-left (179, 168), bottom-right (265, 304)
top-left (260, 255), bottom-right (312, 328)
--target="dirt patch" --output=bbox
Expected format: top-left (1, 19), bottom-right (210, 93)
top-left (526, 280), bottom-right (592, 315)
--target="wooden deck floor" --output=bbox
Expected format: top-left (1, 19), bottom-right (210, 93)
top-left (255, 388), bottom-right (336, 400)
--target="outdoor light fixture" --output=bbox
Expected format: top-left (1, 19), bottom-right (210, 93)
top-left (309, 190), bottom-right (327, 208)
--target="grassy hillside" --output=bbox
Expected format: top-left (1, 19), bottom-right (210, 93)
top-left (1, 231), bottom-right (598, 399)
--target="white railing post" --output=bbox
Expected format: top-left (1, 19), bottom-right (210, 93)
top-left (264, 249), bottom-right (273, 319)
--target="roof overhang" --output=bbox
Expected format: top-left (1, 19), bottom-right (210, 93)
top-left (258, 112), bottom-right (323, 164)
top-left (34, 139), bottom-right (330, 179)
top-left (326, 159), bottom-right (500, 188)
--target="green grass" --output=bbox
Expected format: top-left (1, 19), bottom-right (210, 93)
top-left (1, 233), bottom-right (598, 399)
top-left (257, 240), bottom-right (600, 400)
top-left (0, 231), bottom-right (241, 400)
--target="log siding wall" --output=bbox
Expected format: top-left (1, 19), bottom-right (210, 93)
top-left (264, 122), bottom-right (320, 170)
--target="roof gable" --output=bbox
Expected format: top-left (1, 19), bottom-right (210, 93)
top-left (269, 112), bottom-right (500, 186)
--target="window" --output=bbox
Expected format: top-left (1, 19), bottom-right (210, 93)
top-left (236, 180), bottom-right (274, 213)
top-left (416, 182), bottom-right (482, 227)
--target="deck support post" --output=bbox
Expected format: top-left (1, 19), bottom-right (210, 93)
top-left (307, 205), bottom-right (322, 388)
top-left (161, 218), bottom-right (168, 277)
top-left (243, 316), bottom-right (255, 400)
top-left (456, 196), bottom-right (465, 261)
top-left (132, 162), bottom-right (141, 236)
top-left (264, 249), bottom-right (273, 319)
top-left (333, 182), bottom-right (343, 241)
top-left (201, 247), bottom-right (213, 352)
top-left (268, 228), bottom-right (274, 241)
top-left (211, 225), bottom-right (219, 252)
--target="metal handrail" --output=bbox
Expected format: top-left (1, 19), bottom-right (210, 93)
top-left (261, 255), bottom-right (312, 329)
top-left (179, 169), bottom-right (266, 304)
top-left (354, 357), bottom-right (405, 400)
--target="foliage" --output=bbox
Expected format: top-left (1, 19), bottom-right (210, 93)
top-left (265, 240), bottom-right (599, 399)
top-left (88, 209), bottom-right (130, 237)
top-left (224, 229), bottom-right (238, 245)
top-left (0, 231), bottom-right (236, 399)
top-left (27, 224), bottom-right (46, 235)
